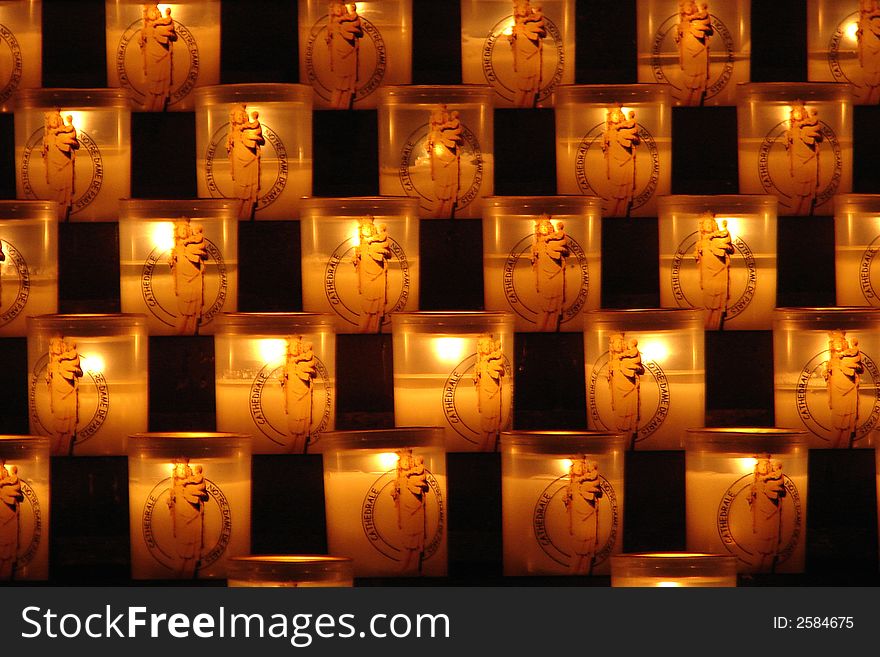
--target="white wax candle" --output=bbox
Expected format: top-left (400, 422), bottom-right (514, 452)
top-left (686, 460), bottom-right (807, 574)
top-left (105, 1), bottom-right (221, 111)
top-left (15, 106), bottom-right (131, 222)
top-left (324, 463), bottom-right (447, 577)
top-left (129, 458), bottom-right (250, 580)
top-left (460, 0), bottom-right (574, 108)
top-left (196, 99), bottom-right (313, 220)
top-left (0, 457), bottom-right (49, 581)
top-left (737, 97), bottom-right (852, 216)
top-left (502, 468), bottom-right (624, 576)
top-left (298, 0), bottom-right (412, 110)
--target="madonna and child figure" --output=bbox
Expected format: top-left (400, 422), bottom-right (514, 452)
top-left (168, 457), bottom-right (209, 578)
top-left (282, 336), bottom-right (318, 454)
top-left (42, 111), bottom-right (79, 221)
top-left (607, 332), bottom-right (644, 449)
top-left (675, 1), bottom-right (713, 106)
top-left (562, 456), bottom-right (602, 575)
top-left (46, 336), bottom-right (83, 455)
top-left (353, 216), bottom-right (391, 333)
top-left (748, 455), bottom-right (786, 573)
top-left (325, 2), bottom-right (364, 109)
top-left (601, 106), bottom-right (640, 217)
top-left (426, 105), bottom-right (464, 218)
top-left (823, 330), bottom-right (863, 449)
top-left (227, 104), bottom-right (265, 220)
top-left (694, 212), bottom-right (733, 330)
top-left (508, 0), bottom-right (548, 108)
top-left (530, 215), bottom-right (569, 331)
top-left (785, 102), bottom-right (823, 216)
top-left (169, 218), bottom-right (208, 335)
top-left (391, 448), bottom-right (429, 574)
top-left (140, 4), bottom-right (178, 111)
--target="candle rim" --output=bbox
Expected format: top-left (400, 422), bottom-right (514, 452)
top-left (320, 427), bottom-right (446, 451)
top-left (298, 195), bottom-right (420, 215)
top-left (0, 200), bottom-right (59, 221)
top-left (378, 84), bottom-right (495, 105)
top-left (611, 552), bottom-right (738, 578)
top-left (773, 307), bottom-right (880, 326)
top-left (215, 312), bottom-right (336, 333)
top-left (390, 310), bottom-right (514, 329)
top-left (685, 426), bottom-right (810, 452)
top-left (554, 83), bottom-right (673, 105)
top-left (833, 194), bottom-right (880, 214)
top-left (13, 87), bottom-right (132, 110)
top-left (482, 195), bottom-right (604, 213)
top-left (118, 198), bottom-right (237, 221)
top-left (226, 555), bottom-right (353, 582)
top-left (193, 83), bottom-right (313, 107)
top-left (657, 194), bottom-right (777, 213)
top-left (500, 430), bottom-right (627, 455)
top-left (735, 81), bottom-right (854, 102)
top-left (27, 313), bottom-right (149, 332)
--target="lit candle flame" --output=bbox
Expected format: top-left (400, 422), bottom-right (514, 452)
top-left (638, 339), bottom-right (669, 364)
top-left (734, 457), bottom-right (758, 474)
top-left (79, 353), bottom-right (105, 374)
top-left (432, 337), bottom-right (468, 365)
top-left (846, 21), bottom-right (860, 42)
top-left (376, 451), bottom-right (399, 471)
top-left (258, 339), bottom-right (288, 365)
top-left (151, 222), bottom-right (176, 252)
top-left (714, 216), bottom-right (740, 240)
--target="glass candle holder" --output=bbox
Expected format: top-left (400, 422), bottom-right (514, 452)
top-left (773, 307), bottom-right (880, 448)
top-left (555, 84), bottom-right (672, 218)
top-left (0, 201), bottom-right (57, 337)
top-left (128, 432), bottom-right (251, 580)
top-left (298, 0), bottom-right (412, 110)
top-left (685, 428), bottom-right (809, 574)
top-left (636, 0), bottom-right (750, 106)
top-left (500, 431), bottom-right (625, 576)
top-left (226, 555), bottom-right (354, 587)
top-left (391, 312), bottom-right (514, 452)
top-left (736, 82), bottom-right (853, 216)
top-left (657, 195), bottom-right (778, 331)
top-left (610, 552), bottom-right (738, 587)
top-left (214, 312), bottom-right (336, 454)
top-left (118, 198), bottom-right (238, 336)
top-left (834, 194), bottom-right (880, 306)
top-left (378, 85), bottom-right (494, 219)
top-left (808, 0), bottom-right (880, 105)
top-left (27, 314), bottom-right (148, 456)
top-left (322, 427), bottom-right (447, 578)
top-left (300, 196), bottom-right (420, 333)
top-left (194, 83), bottom-right (313, 220)
top-left (482, 196), bottom-right (602, 332)
top-left (0, 435), bottom-right (50, 581)
top-left (459, 0), bottom-right (575, 108)
top-left (584, 308), bottom-right (705, 450)
top-left (14, 89), bottom-right (132, 222)
top-left (105, 0), bottom-right (221, 112)
top-left (0, 1), bottom-right (41, 112)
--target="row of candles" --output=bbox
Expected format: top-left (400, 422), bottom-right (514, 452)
top-left (2, 79), bottom-right (862, 223)
top-left (2, 1), bottom-right (880, 110)
top-left (0, 426), bottom-right (824, 586)
top-left (7, 305), bottom-right (880, 454)
top-left (6, 193), bottom-right (880, 452)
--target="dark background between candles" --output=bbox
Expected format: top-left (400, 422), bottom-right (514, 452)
top-left (0, 0), bottom-right (877, 585)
